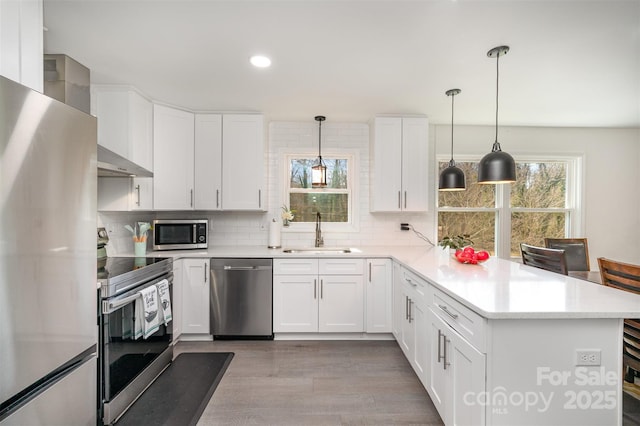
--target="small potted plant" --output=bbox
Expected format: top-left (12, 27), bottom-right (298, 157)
top-left (438, 234), bottom-right (474, 252)
top-left (281, 204), bottom-right (294, 227)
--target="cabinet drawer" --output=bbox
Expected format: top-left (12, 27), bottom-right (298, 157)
top-left (319, 258), bottom-right (364, 275)
top-left (274, 259), bottom-right (319, 275)
top-left (401, 267), bottom-right (429, 302)
top-left (432, 287), bottom-right (486, 353)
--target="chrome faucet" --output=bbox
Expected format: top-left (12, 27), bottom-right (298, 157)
top-left (315, 212), bottom-right (324, 247)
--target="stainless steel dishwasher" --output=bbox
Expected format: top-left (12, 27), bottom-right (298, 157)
top-left (210, 258), bottom-right (273, 339)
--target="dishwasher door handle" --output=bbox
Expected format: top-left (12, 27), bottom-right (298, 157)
top-left (223, 265), bottom-right (257, 270)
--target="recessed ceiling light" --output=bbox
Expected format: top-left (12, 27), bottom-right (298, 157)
top-left (250, 55), bottom-right (271, 68)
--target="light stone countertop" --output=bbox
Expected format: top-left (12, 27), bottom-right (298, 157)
top-left (145, 244), bottom-right (640, 320)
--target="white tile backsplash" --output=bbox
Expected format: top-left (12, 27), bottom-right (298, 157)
top-left (99, 120), bottom-right (436, 255)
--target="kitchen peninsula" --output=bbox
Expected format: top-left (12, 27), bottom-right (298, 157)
top-left (155, 245), bottom-right (638, 425)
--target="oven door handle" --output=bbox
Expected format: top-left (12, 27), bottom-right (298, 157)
top-left (102, 274), bottom-right (173, 315)
top-left (103, 293), bottom-right (141, 315)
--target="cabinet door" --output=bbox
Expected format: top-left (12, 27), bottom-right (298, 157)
top-left (366, 258), bottom-right (392, 333)
top-left (153, 105), bottom-right (195, 210)
top-left (412, 300), bottom-right (429, 386)
top-left (450, 326), bottom-right (486, 426)
top-left (181, 259), bottom-right (210, 334)
top-left (318, 275), bottom-right (364, 333)
top-left (97, 177), bottom-right (130, 211)
top-left (130, 177), bottom-right (153, 210)
top-left (370, 117), bottom-right (402, 212)
top-left (392, 262), bottom-right (403, 340)
top-left (0, 0), bottom-right (43, 92)
top-left (221, 114), bottom-right (265, 210)
top-left (273, 275), bottom-right (318, 332)
top-left (172, 260), bottom-right (183, 340)
top-left (428, 308), bottom-right (451, 425)
top-left (401, 117), bottom-right (428, 212)
top-left (400, 285), bottom-right (415, 357)
top-left (194, 114), bottom-right (222, 210)
top-left (128, 91), bottom-right (153, 171)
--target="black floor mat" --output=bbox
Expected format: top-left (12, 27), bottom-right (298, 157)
top-left (115, 352), bottom-right (234, 426)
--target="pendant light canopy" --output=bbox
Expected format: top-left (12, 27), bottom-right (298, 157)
top-left (478, 45), bottom-right (516, 184)
top-left (439, 88), bottom-right (466, 191)
top-left (312, 115), bottom-right (327, 188)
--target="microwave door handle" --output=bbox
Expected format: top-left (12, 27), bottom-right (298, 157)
top-left (193, 224), bottom-right (197, 243)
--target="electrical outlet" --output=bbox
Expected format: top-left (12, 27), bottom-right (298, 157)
top-left (400, 223), bottom-right (410, 231)
top-left (576, 349), bottom-right (601, 366)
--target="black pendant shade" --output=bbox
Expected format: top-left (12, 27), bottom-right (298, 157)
top-left (312, 115), bottom-right (327, 188)
top-left (439, 88), bottom-right (466, 191)
top-left (477, 45), bottom-right (516, 184)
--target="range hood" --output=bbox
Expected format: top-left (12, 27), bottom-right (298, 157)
top-left (97, 145), bottom-right (153, 177)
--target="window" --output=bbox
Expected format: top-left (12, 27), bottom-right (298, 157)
top-left (437, 157), bottom-right (581, 258)
top-left (284, 153), bottom-right (357, 230)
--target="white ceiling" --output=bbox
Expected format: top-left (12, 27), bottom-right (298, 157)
top-left (43, 0), bottom-right (640, 127)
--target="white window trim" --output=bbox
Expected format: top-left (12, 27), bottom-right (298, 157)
top-left (281, 149), bottom-right (360, 233)
top-left (436, 154), bottom-right (584, 259)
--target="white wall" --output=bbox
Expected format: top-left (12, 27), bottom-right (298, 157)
top-left (434, 124), bottom-right (640, 266)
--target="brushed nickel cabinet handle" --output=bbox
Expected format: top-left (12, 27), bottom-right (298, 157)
top-left (258, 189), bottom-right (261, 208)
top-left (404, 191), bottom-right (407, 209)
top-left (320, 279), bottom-right (324, 299)
top-left (444, 335), bottom-right (451, 370)
top-left (408, 299), bottom-right (413, 323)
top-left (216, 189), bottom-right (220, 208)
top-left (135, 184), bottom-right (141, 206)
top-left (190, 189), bottom-right (194, 207)
top-left (204, 263), bottom-right (207, 282)
top-left (369, 262), bottom-right (372, 282)
top-left (437, 330), bottom-right (444, 364)
top-left (398, 191), bottom-right (401, 209)
top-left (314, 279), bottom-right (317, 299)
top-left (405, 296), bottom-right (409, 320)
top-left (438, 304), bottom-right (459, 320)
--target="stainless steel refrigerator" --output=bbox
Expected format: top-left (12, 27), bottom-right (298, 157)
top-left (0, 76), bottom-right (98, 425)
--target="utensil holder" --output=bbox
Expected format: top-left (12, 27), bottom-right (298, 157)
top-left (134, 241), bottom-right (146, 257)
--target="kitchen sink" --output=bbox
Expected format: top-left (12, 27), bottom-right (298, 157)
top-left (282, 247), bottom-right (357, 254)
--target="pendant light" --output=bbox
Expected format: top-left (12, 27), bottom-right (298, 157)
top-left (477, 45), bottom-right (516, 184)
top-left (439, 88), bottom-right (466, 191)
top-left (312, 115), bottom-right (327, 188)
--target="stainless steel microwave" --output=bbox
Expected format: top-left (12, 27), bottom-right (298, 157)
top-left (152, 219), bottom-right (208, 250)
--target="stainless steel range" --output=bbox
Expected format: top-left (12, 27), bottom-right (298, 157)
top-left (97, 255), bottom-right (174, 425)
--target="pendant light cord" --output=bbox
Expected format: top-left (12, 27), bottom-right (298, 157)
top-left (450, 92), bottom-right (455, 164)
top-left (492, 52), bottom-right (501, 152)
top-left (318, 119), bottom-right (322, 161)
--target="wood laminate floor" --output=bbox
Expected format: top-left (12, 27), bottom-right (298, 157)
top-left (175, 339), bottom-right (640, 426)
top-left (175, 340), bottom-right (444, 426)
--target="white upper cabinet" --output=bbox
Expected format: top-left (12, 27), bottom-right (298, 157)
top-left (370, 116), bottom-right (429, 212)
top-left (97, 176), bottom-right (153, 211)
top-left (221, 114), bottom-right (265, 211)
top-left (194, 114), bottom-right (222, 210)
top-left (0, 0), bottom-right (43, 92)
top-left (153, 104), bottom-right (195, 210)
top-left (92, 86), bottom-right (154, 171)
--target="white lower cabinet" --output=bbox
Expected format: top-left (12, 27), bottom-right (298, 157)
top-left (365, 258), bottom-right (393, 333)
top-left (181, 258), bottom-right (210, 335)
top-left (429, 307), bottom-right (486, 426)
top-left (273, 258), bottom-right (364, 333)
top-left (395, 265), bottom-right (430, 386)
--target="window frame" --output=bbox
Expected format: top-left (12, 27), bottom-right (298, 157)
top-left (436, 154), bottom-right (584, 259)
top-left (282, 149), bottom-right (359, 233)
